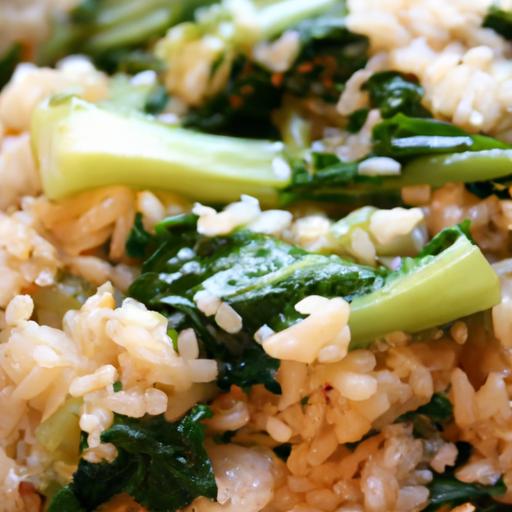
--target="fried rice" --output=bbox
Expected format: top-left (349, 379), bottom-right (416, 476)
top-left (2, 1), bottom-right (512, 512)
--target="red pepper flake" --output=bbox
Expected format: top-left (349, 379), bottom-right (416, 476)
top-left (323, 78), bottom-right (334, 89)
top-left (297, 62), bottom-right (314, 74)
top-left (324, 55), bottom-right (337, 67)
top-left (240, 84), bottom-right (255, 96)
top-left (229, 95), bottom-right (243, 109)
top-left (271, 73), bottom-right (284, 87)
top-left (19, 482), bottom-right (43, 512)
top-left (322, 384), bottom-right (333, 403)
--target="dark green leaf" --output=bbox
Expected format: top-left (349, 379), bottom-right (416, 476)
top-left (0, 43), bottom-right (22, 90)
top-left (347, 107), bottom-right (369, 133)
top-left (284, 12), bottom-right (369, 102)
top-left (280, 153), bottom-right (386, 205)
top-left (413, 393), bottom-right (453, 423)
top-left (129, 226), bottom-right (386, 391)
top-left (466, 178), bottom-right (512, 199)
top-left (372, 113), bottom-right (510, 159)
top-left (483, 6), bottom-right (512, 40)
top-left (38, 0), bottom-right (217, 72)
top-left (426, 476), bottom-right (506, 511)
top-left (48, 406), bottom-right (216, 512)
top-left (184, 56), bottom-right (282, 138)
top-left (98, 50), bottom-right (165, 75)
top-left (419, 221), bottom-right (474, 258)
top-left (273, 443), bottom-right (292, 460)
top-left (154, 213), bottom-right (199, 236)
top-left (125, 213), bottom-right (156, 259)
top-left (398, 392), bottom-right (453, 438)
top-left (48, 485), bottom-right (85, 512)
top-left (144, 84), bottom-right (169, 115)
top-left (363, 71), bottom-right (430, 118)
top-left (79, 431), bottom-right (89, 453)
top-left (185, 8), bottom-right (368, 135)
top-left (129, 222), bottom-right (480, 392)
top-left (283, 110), bottom-right (512, 205)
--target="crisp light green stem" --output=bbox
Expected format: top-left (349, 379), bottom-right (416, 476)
top-left (35, 397), bottom-right (82, 463)
top-left (397, 150), bottom-right (512, 188)
top-left (95, 0), bottom-right (173, 28)
top-left (31, 97), bottom-right (287, 204)
top-left (86, 8), bottom-right (177, 53)
top-left (349, 235), bottom-right (501, 347)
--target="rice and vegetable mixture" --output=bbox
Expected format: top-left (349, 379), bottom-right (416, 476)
top-left (4, 1), bottom-right (512, 511)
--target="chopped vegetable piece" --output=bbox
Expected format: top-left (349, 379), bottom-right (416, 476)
top-left (350, 223), bottom-right (500, 345)
top-left (363, 71), bottom-right (430, 119)
top-left (48, 405), bottom-right (216, 512)
top-left (483, 5), bottom-right (512, 40)
top-left (426, 476), bottom-right (506, 511)
top-left (35, 397), bottom-right (82, 465)
top-left (129, 220), bottom-right (500, 389)
top-left (0, 42), bottom-right (22, 90)
top-left (169, 0), bottom-right (367, 135)
top-left (31, 97), bottom-right (285, 204)
top-left (37, 0), bottom-right (217, 72)
top-left (32, 98), bottom-right (512, 207)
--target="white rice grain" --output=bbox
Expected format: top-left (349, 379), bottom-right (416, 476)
top-left (215, 303), bottom-right (243, 334)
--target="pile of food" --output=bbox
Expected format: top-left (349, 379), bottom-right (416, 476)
top-left (3, 0), bottom-right (512, 511)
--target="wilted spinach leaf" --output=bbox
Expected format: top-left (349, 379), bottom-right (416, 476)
top-left (0, 43), bottom-right (22, 90)
top-left (372, 114), bottom-right (510, 158)
top-left (48, 405), bottom-right (216, 512)
top-left (483, 6), bottom-right (512, 40)
top-left (130, 222), bottom-right (385, 392)
top-left (363, 71), bottom-right (430, 119)
top-left (426, 477), bottom-right (506, 511)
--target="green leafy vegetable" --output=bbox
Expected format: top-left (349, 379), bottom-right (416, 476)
top-left (125, 212), bottom-right (155, 258)
top-left (347, 107), bottom-right (369, 133)
top-left (426, 476), bottom-right (506, 511)
top-left (144, 84), bottom-right (169, 115)
top-left (129, 219), bottom-right (499, 389)
top-left (349, 223), bottom-right (500, 345)
top-left (425, 428), bottom-right (506, 510)
top-left (128, 214), bottom-right (383, 388)
top-left (38, 0), bottom-right (217, 72)
top-left (373, 113), bottom-right (510, 158)
top-left (0, 43), bottom-right (22, 90)
top-left (284, 11), bottom-right (368, 102)
top-left (483, 5), bottom-right (512, 40)
top-left (48, 405), bottom-right (216, 512)
top-left (32, 97), bottom-right (512, 206)
top-left (183, 57), bottom-right (282, 138)
top-left (180, 1), bottom-right (368, 135)
top-left (283, 115), bottom-right (512, 204)
top-left (31, 97), bottom-right (285, 205)
top-left (363, 71), bottom-right (430, 119)
top-left (280, 153), bottom-right (381, 205)
top-left (398, 392), bottom-right (453, 437)
top-left (412, 392), bottom-right (453, 423)
top-left (396, 393), bottom-right (506, 510)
